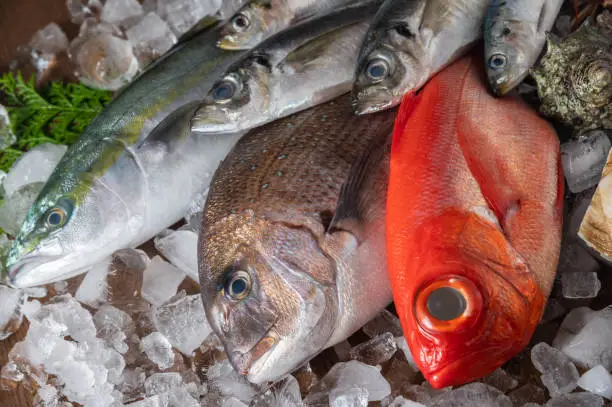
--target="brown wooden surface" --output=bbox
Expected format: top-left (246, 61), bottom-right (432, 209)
top-left (1, 2), bottom-right (94, 406)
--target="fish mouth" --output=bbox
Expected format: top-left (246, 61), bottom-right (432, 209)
top-left (351, 86), bottom-right (395, 115)
top-left (229, 327), bottom-right (280, 377)
top-left (6, 254), bottom-right (63, 288)
top-left (190, 110), bottom-right (236, 134)
top-left (216, 37), bottom-right (244, 51)
top-left (425, 343), bottom-right (519, 389)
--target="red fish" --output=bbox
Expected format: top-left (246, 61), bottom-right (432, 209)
top-left (385, 53), bottom-right (564, 388)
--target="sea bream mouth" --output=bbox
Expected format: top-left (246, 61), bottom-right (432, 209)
top-left (228, 326), bottom-right (280, 376)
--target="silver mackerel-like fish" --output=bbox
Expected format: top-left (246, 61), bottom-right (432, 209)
top-left (351, 0), bottom-right (490, 115)
top-left (191, 3), bottom-right (380, 135)
top-left (484, 0), bottom-right (564, 96)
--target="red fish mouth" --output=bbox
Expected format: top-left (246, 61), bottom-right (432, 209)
top-left (424, 343), bottom-right (519, 389)
top-left (228, 328), bottom-right (279, 376)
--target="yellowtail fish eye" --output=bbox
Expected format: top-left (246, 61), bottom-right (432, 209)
top-left (365, 58), bottom-right (390, 82)
top-left (231, 13), bottom-right (250, 32)
top-left (212, 76), bottom-right (241, 103)
top-left (46, 207), bottom-right (67, 227)
top-left (225, 270), bottom-right (251, 300)
top-left (488, 54), bottom-right (507, 70)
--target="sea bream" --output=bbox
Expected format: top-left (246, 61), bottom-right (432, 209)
top-left (4, 5), bottom-right (327, 288)
top-left (198, 94), bottom-right (396, 384)
top-left (385, 54), bottom-right (563, 388)
top-left (191, 4), bottom-right (378, 135)
top-left (484, 0), bottom-right (564, 96)
top-left (351, 0), bottom-right (490, 115)
top-left (217, 0), bottom-right (382, 50)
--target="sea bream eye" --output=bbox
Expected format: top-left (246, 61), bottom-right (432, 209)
top-left (46, 207), bottom-right (67, 227)
top-left (232, 13), bottom-right (250, 31)
top-left (212, 76), bottom-right (241, 103)
top-left (365, 57), bottom-right (390, 82)
top-left (225, 270), bottom-right (251, 300)
top-left (488, 54), bottom-right (507, 69)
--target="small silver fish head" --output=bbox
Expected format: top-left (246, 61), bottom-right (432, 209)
top-left (351, 34), bottom-right (419, 115)
top-left (484, 21), bottom-right (532, 96)
top-left (6, 165), bottom-right (137, 288)
top-left (200, 217), bottom-right (338, 384)
top-left (217, 3), bottom-right (268, 51)
top-left (191, 64), bottom-right (269, 135)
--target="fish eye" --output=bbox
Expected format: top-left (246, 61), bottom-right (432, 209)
top-left (489, 54), bottom-right (507, 69)
top-left (232, 13), bottom-right (250, 31)
top-left (225, 270), bottom-right (251, 300)
top-left (414, 275), bottom-right (483, 332)
top-left (46, 207), bottom-right (67, 227)
top-left (212, 76), bottom-right (241, 103)
top-left (365, 58), bottom-right (390, 82)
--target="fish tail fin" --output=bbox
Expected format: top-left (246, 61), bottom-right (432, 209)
top-left (391, 91), bottom-right (419, 153)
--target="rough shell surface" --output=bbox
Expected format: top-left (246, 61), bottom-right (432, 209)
top-left (531, 11), bottom-right (612, 135)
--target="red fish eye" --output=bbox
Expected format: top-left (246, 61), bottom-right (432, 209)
top-left (414, 275), bottom-right (483, 333)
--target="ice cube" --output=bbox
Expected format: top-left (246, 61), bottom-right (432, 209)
top-left (142, 0), bottom-right (157, 13)
top-left (561, 271), bottom-right (601, 299)
top-left (545, 392), bottom-right (604, 407)
top-left (531, 342), bottom-right (579, 395)
top-left (362, 309), bottom-right (404, 338)
top-left (507, 383), bottom-right (547, 406)
top-left (151, 291), bottom-right (213, 355)
top-left (54, 280), bottom-right (69, 295)
top-left (124, 395), bottom-right (163, 406)
top-left (68, 22), bottom-right (139, 91)
top-left (3, 143), bottom-right (67, 197)
top-left (23, 286), bottom-right (47, 298)
top-left (141, 332), bottom-right (175, 370)
top-left (0, 105), bottom-right (16, 151)
top-left (182, 211), bottom-right (203, 233)
top-left (329, 387), bottom-right (368, 407)
top-left (67, 0), bottom-right (104, 24)
top-left (482, 368), bottom-right (518, 393)
top-left (381, 355), bottom-right (419, 394)
top-left (29, 23), bottom-right (69, 56)
top-left (153, 229), bottom-right (199, 281)
top-left (156, 0), bottom-right (222, 37)
top-left (577, 365), bottom-right (612, 400)
top-left (37, 383), bottom-right (59, 407)
top-left (561, 132), bottom-right (612, 193)
top-left (168, 386), bottom-right (200, 407)
top-left (75, 257), bottom-right (112, 308)
top-left (125, 12), bottom-right (177, 67)
top-left (145, 372), bottom-right (183, 396)
top-left (428, 383), bottom-right (512, 407)
top-left (305, 360), bottom-right (391, 403)
top-left (0, 182), bottom-right (44, 235)
top-left (120, 367), bottom-right (147, 402)
top-left (402, 382), bottom-right (451, 404)
top-left (387, 396), bottom-right (426, 407)
top-left (221, 397), bottom-right (248, 407)
top-left (556, 242), bottom-right (599, 276)
top-left (263, 375), bottom-right (302, 407)
top-left (101, 0), bottom-right (144, 29)
top-left (553, 306), bottom-right (612, 369)
top-left (141, 256), bottom-right (185, 307)
top-left (349, 332), bottom-right (397, 366)
top-left (0, 285), bottom-right (26, 340)
top-left (93, 304), bottom-right (135, 354)
top-left (208, 359), bottom-right (259, 403)
top-left (394, 336), bottom-right (419, 372)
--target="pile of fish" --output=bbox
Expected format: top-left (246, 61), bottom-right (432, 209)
top-left (0, 0), bottom-right (612, 406)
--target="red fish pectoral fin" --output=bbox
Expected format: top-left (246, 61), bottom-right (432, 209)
top-left (455, 59), bottom-right (563, 297)
top-left (391, 91), bottom-right (419, 154)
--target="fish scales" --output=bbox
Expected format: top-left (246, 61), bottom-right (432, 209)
top-left (199, 93), bottom-right (396, 385)
top-left (204, 96), bottom-right (392, 224)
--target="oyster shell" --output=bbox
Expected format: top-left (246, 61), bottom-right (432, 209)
top-left (579, 132), bottom-right (612, 260)
top-left (531, 11), bottom-right (611, 135)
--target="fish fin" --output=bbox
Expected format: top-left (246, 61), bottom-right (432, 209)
top-left (327, 122), bottom-right (393, 241)
top-left (280, 23), bottom-right (358, 72)
top-left (136, 101), bottom-right (200, 153)
top-left (391, 91), bottom-right (419, 151)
